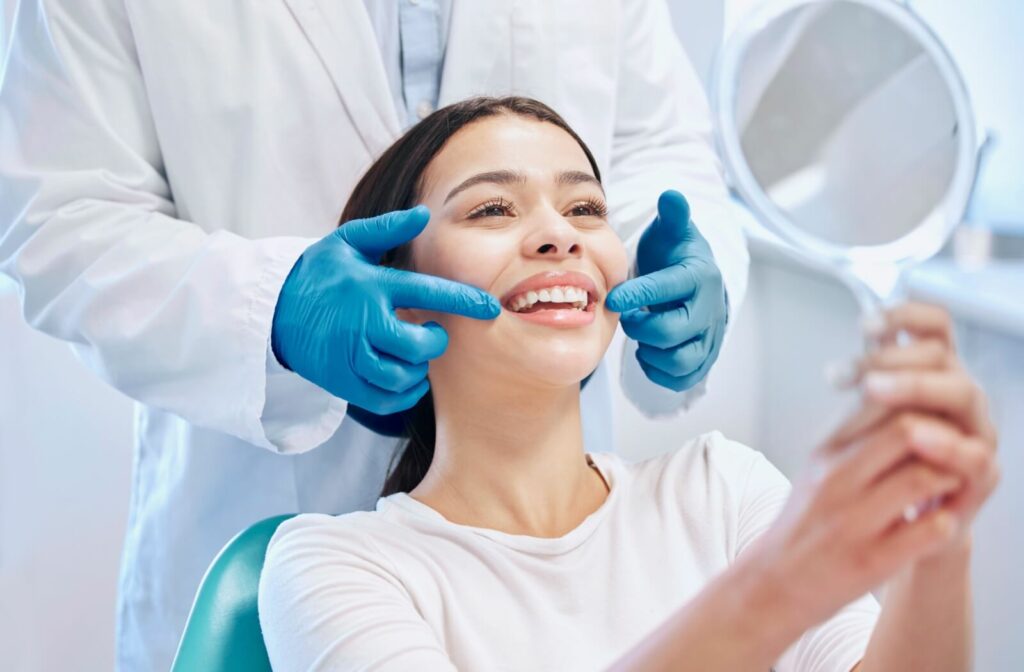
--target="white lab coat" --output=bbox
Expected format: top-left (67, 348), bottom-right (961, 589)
top-left (0, 1), bottom-right (748, 669)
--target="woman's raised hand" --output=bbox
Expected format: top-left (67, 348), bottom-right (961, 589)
top-left (745, 302), bottom-right (999, 630)
top-left (855, 303), bottom-right (1000, 546)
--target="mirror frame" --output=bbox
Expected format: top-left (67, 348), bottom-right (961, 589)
top-left (712, 0), bottom-right (978, 267)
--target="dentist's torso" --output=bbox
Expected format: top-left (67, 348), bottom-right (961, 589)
top-left (116, 1), bottom-right (624, 668)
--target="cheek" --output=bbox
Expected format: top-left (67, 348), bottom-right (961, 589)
top-left (595, 231), bottom-right (629, 338)
top-left (417, 229), bottom-right (503, 285)
top-left (594, 231), bottom-right (631, 289)
top-left (399, 231), bottom-right (510, 326)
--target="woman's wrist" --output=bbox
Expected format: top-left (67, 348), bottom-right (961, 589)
top-left (860, 530), bottom-right (973, 672)
top-left (911, 531), bottom-right (972, 577)
top-left (726, 549), bottom-right (814, 661)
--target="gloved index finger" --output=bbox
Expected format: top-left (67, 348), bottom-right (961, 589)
top-left (336, 206), bottom-right (431, 261)
top-left (387, 268), bottom-right (501, 320)
top-left (605, 264), bottom-right (698, 313)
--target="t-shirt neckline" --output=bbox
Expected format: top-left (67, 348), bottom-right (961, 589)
top-left (377, 452), bottom-right (619, 556)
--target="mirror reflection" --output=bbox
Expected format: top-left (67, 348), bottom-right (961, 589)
top-left (736, 1), bottom-right (960, 248)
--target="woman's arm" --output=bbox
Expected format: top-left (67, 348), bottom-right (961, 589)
top-left (614, 301), bottom-right (1001, 672)
top-left (608, 548), bottom-right (809, 671)
top-left (614, 428), bottom-right (958, 667)
top-left (845, 303), bottom-right (1001, 671)
top-left (857, 538), bottom-right (972, 671)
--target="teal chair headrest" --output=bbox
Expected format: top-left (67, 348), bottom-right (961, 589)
top-left (171, 513), bottom-right (297, 672)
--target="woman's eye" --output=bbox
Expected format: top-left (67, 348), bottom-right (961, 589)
top-left (468, 199), bottom-right (514, 219)
top-left (568, 200), bottom-right (609, 218)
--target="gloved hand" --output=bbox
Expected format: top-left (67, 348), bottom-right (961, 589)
top-left (271, 206), bottom-right (500, 416)
top-left (605, 190), bottom-right (728, 392)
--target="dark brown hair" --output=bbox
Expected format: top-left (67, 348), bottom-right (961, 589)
top-left (338, 96), bottom-right (602, 497)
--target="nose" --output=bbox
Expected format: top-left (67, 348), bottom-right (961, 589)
top-left (521, 210), bottom-right (583, 260)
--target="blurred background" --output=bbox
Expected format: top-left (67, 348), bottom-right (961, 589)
top-left (1, 0), bottom-right (1021, 669)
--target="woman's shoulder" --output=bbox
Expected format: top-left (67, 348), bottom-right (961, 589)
top-left (624, 430), bottom-right (783, 498)
top-left (263, 509), bottom-right (405, 573)
top-left (269, 509), bottom-right (377, 539)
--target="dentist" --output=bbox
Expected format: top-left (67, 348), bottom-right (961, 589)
top-left (0, 1), bottom-right (747, 669)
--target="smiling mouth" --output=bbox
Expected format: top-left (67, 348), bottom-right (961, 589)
top-left (499, 270), bottom-right (601, 326)
top-left (503, 285), bottom-right (597, 314)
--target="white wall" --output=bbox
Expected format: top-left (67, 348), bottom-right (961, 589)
top-left (0, 288), bottom-right (134, 671)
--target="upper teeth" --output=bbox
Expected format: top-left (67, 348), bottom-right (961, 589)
top-left (509, 285), bottom-right (590, 312)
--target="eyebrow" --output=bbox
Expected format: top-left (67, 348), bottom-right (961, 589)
top-left (443, 169), bottom-right (603, 204)
top-left (556, 170), bottom-right (603, 191)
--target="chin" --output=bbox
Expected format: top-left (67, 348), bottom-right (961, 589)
top-left (512, 350), bottom-right (604, 388)
top-left (447, 320), bottom-right (613, 387)
top-left (505, 336), bottom-right (606, 389)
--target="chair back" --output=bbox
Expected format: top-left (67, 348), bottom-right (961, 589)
top-left (171, 514), bottom-right (297, 671)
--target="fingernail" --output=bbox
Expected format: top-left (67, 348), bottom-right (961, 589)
top-left (863, 372), bottom-right (899, 399)
top-left (861, 312), bottom-right (887, 338)
top-left (824, 359), bottom-right (859, 389)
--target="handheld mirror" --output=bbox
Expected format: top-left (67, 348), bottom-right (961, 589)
top-left (712, 0), bottom-right (978, 321)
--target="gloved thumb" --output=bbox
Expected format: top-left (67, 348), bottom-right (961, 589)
top-left (644, 190), bottom-right (693, 249)
top-left (337, 205), bottom-right (431, 261)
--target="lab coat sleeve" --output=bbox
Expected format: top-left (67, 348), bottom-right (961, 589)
top-left (0, 0), bottom-right (346, 453)
top-left (259, 514), bottom-right (459, 672)
top-left (607, 0), bottom-right (750, 418)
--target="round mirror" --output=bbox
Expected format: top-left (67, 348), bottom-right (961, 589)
top-left (712, 0), bottom-right (977, 303)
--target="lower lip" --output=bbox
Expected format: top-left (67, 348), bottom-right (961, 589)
top-left (505, 305), bottom-right (597, 327)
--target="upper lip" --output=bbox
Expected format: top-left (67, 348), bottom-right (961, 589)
top-left (499, 270), bottom-right (600, 309)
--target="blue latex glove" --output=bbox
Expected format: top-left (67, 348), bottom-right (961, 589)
top-left (605, 190), bottom-right (728, 392)
top-left (271, 206), bottom-right (500, 417)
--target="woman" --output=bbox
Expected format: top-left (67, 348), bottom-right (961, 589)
top-left (258, 97), bottom-right (1000, 671)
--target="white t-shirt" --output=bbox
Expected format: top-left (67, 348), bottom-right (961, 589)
top-left (259, 431), bottom-right (880, 671)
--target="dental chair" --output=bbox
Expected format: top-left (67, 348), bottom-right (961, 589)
top-left (171, 514), bottom-right (296, 671)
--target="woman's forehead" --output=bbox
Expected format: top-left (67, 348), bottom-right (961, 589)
top-left (421, 116), bottom-right (596, 195)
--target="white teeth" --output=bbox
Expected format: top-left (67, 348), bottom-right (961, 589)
top-left (508, 284), bottom-right (592, 313)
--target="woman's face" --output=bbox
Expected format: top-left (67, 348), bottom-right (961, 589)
top-left (401, 114), bottom-right (629, 390)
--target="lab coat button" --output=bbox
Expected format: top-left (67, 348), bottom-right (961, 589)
top-left (416, 100), bottom-right (434, 119)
